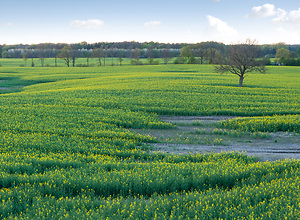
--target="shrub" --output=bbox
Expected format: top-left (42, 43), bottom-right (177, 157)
top-left (173, 57), bottom-right (185, 64)
top-left (130, 59), bottom-right (143, 65)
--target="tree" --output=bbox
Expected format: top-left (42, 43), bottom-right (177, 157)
top-left (117, 49), bottom-right (125, 66)
top-left (133, 48), bottom-right (141, 65)
top-left (37, 44), bottom-right (46, 67)
top-left (180, 46), bottom-right (194, 64)
top-left (275, 48), bottom-right (291, 65)
top-left (109, 45), bottom-right (116, 66)
top-left (103, 45), bottom-right (108, 66)
top-left (83, 50), bottom-right (91, 67)
top-left (161, 48), bottom-right (171, 65)
top-left (69, 49), bottom-right (78, 67)
top-left (57, 46), bottom-right (72, 67)
top-left (215, 40), bottom-right (266, 87)
top-left (22, 52), bottom-right (28, 66)
top-left (297, 47), bottom-right (300, 58)
top-left (92, 46), bottom-right (103, 66)
top-left (146, 45), bottom-right (154, 64)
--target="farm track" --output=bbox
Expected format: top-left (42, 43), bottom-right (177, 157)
top-left (137, 116), bottom-right (300, 161)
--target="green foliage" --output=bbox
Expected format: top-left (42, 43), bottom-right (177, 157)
top-left (0, 64), bottom-right (299, 218)
top-left (130, 59), bottom-right (143, 65)
top-left (220, 115), bottom-right (300, 133)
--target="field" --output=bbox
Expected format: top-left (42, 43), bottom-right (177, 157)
top-left (0, 61), bottom-right (299, 219)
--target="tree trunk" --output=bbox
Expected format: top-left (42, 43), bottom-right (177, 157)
top-left (239, 76), bottom-right (244, 87)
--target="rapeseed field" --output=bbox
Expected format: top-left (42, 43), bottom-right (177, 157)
top-left (0, 64), bottom-right (299, 219)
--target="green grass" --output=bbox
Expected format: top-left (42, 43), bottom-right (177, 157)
top-left (0, 63), bottom-right (299, 219)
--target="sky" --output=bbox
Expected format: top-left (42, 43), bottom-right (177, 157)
top-left (0, 0), bottom-right (299, 45)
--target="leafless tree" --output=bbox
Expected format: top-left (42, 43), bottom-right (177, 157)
top-left (215, 40), bottom-right (266, 87)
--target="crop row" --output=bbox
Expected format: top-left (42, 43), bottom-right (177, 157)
top-left (219, 114), bottom-right (300, 133)
top-left (0, 157), bottom-right (299, 219)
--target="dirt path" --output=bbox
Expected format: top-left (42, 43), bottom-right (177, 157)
top-left (137, 116), bottom-right (300, 162)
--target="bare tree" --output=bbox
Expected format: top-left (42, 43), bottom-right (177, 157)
top-left (215, 40), bottom-right (266, 87)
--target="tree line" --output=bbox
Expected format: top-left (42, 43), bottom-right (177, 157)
top-left (1, 41), bottom-right (300, 67)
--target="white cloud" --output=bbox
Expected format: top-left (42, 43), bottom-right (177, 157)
top-left (144, 21), bottom-right (161, 27)
top-left (274, 8), bottom-right (300, 24)
top-left (204, 15), bottom-right (240, 43)
top-left (249, 4), bottom-right (300, 25)
top-left (249, 4), bottom-right (279, 18)
top-left (206, 15), bottom-right (239, 36)
top-left (70, 19), bottom-right (104, 29)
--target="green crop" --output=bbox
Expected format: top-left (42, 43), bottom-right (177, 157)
top-left (0, 63), bottom-right (299, 219)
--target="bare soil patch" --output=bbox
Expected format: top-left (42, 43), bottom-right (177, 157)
top-left (136, 116), bottom-right (300, 161)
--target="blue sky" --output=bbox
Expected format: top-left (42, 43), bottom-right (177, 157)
top-left (0, 0), bottom-right (299, 45)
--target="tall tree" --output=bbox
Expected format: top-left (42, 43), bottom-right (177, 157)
top-left (215, 40), bottom-right (266, 87)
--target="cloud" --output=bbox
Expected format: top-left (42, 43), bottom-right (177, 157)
top-left (249, 4), bottom-right (279, 18)
top-left (70, 19), bottom-right (104, 29)
top-left (249, 4), bottom-right (300, 24)
top-left (274, 8), bottom-right (300, 23)
top-left (144, 21), bottom-right (161, 27)
top-left (206, 15), bottom-right (239, 36)
top-left (204, 15), bottom-right (240, 43)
